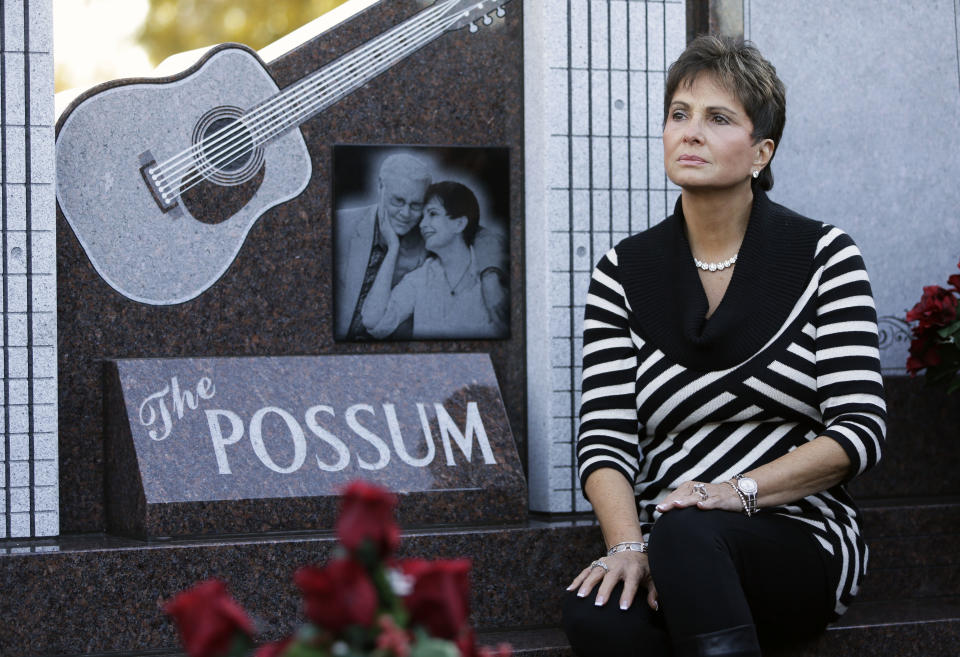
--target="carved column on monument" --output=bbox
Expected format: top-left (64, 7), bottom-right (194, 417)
top-left (524, 0), bottom-right (686, 514)
top-left (0, 0), bottom-right (57, 538)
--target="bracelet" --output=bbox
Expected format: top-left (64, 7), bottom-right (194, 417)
top-left (607, 541), bottom-right (648, 556)
top-left (724, 480), bottom-right (751, 517)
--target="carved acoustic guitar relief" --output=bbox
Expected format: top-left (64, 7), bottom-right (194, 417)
top-left (55, 0), bottom-right (510, 305)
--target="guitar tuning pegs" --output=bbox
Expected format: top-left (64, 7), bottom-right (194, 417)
top-left (483, 14), bottom-right (493, 25)
top-left (497, 7), bottom-right (506, 18)
top-left (469, 22), bottom-right (479, 33)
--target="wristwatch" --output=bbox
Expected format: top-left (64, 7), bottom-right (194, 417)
top-left (734, 474), bottom-right (759, 516)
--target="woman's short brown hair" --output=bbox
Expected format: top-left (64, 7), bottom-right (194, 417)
top-left (664, 35), bottom-right (786, 191)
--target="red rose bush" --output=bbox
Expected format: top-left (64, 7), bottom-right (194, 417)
top-left (905, 260), bottom-right (960, 393)
top-left (165, 481), bottom-right (511, 657)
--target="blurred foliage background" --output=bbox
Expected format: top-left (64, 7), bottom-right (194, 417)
top-left (54, 0), bottom-right (349, 93)
top-left (138, 0), bottom-right (349, 65)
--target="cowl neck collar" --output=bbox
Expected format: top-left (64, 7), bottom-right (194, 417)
top-left (616, 189), bottom-right (821, 371)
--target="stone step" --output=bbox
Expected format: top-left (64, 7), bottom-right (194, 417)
top-left (849, 377), bottom-right (960, 500)
top-left (477, 597), bottom-right (960, 657)
top-left (0, 499), bottom-right (960, 657)
top-left (4, 497), bottom-right (956, 656)
top-left (774, 597), bottom-right (960, 657)
top-left (50, 598), bottom-right (960, 657)
top-left (0, 520), bottom-right (598, 657)
top-left (857, 497), bottom-right (960, 602)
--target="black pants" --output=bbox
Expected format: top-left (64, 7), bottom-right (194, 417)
top-left (561, 508), bottom-right (839, 656)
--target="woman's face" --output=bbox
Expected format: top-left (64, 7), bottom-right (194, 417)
top-left (663, 73), bottom-right (772, 192)
top-left (419, 197), bottom-right (466, 251)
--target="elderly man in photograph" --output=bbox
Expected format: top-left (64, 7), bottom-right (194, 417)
top-left (334, 153), bottom-right (508, 340)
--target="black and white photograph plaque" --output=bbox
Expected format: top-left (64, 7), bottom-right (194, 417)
top-left (333, 145), bottom-right (510, 342)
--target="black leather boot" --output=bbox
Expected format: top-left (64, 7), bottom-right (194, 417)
top-left (672, 624), bottom-right (761, 657)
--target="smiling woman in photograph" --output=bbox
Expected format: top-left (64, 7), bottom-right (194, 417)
top-left (560, 35), bottom-right (886, 657)
top-left (361, 180), bottom-right (506, 340)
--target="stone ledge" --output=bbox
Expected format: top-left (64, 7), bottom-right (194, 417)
top-left (0, 520), bottom-right (599, 657)
top-left (6, 501), bottom-right (955, 656)
top-left (480, 598), bottom-right (960, 657)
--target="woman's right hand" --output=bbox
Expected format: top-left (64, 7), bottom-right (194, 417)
top-left (566, 550), bottom-right (658, 611)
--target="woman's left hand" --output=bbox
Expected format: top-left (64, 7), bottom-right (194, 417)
top-left (655, 479), bottom-right (743, 515)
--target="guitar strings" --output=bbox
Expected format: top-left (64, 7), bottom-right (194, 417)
top-left (151, 0), bottom-right (453, 192)
top-left (250, 4), bottom-right (459, 142)
top-left (154, 12), bottom-right (450, 199)
top-left (151, 7), bottom-right (449, 197)
top-left (162, 16), bottom-right (460, 200)
top-left (153, 1), bottom-right (466, 199)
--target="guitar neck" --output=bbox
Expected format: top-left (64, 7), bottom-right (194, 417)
top-left (245, 2), bottom-right (457, 145)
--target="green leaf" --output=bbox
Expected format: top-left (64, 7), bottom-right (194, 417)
top-left (937, 319), bottom-right (960, 340)
top-left (282, 638), bottom-right (331, 657)
top-left (370, 563), bottom-right (402, 614)
top-left (227, 633), bottom-right (254, 657)
top-left (408, 636), bottom-right (461, 657)
top-left (294, 624), bottom-right (326, 644)
top-left (946, 376), bottom-right (960, 395)
top-left (356, 540), bottom-right (381, 570)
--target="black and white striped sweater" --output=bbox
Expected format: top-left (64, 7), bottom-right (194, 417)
top-left (576, 191), bottom-right (886, 616)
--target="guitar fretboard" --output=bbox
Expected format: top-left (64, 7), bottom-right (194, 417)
top-left (247, 1), bottom-right (458, 143)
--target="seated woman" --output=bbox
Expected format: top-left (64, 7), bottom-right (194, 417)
top-left (362, 181), bottom-right (506, 340)
top-left (561, 36), bottom-right (886, 657)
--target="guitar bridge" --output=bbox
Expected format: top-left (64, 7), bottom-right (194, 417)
top-left (139, 150), bottom-right (183, 218)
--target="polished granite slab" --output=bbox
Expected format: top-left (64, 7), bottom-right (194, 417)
top-left (104, 353), bottom-right (526, 538)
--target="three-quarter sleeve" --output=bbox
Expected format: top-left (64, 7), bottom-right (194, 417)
top-left (814, 227), bottom-right (887, 481)
top-left (576, 249), bottom-right (643, 498)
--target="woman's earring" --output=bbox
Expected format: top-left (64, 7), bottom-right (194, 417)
top-left (752, 170), bottom-right (760, 179)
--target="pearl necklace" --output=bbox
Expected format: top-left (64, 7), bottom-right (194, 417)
top-left (693, 253), bottom-right (738, 272)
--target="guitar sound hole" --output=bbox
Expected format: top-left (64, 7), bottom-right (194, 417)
top-left (202, 117), bottom-right (252, 172)
top-left (190, 106), bottom-right (264, 187)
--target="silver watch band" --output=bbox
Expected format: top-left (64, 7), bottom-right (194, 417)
top-left (724, 480), bottom-right (751, 517)
top-left (734, 474), bottom-right (759, 516)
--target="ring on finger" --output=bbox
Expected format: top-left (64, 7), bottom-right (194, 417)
top-left (693, 483), bottom-right (708, 501)
top-left (589, 559), bottom-right (610, 573)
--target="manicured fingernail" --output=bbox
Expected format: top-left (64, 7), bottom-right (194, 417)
top-left (654, 600), bottom-right (659, 611)
top-left (620, 601), bottom-right (629, 610)
top-left (566, 584), bottom-right (576, 591)
top-left (594, 596), bottom-right (605, 606)
top-left (577, 589), bottom-right (586, 598)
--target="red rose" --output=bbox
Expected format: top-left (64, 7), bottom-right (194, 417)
top-left (253, 638), bottom-right (291, 657)
top-left (948, 273), bottom-right (960, 292)
top-left (906, 285), bottom-right (958, 329)
top-left (336, 480), bottom-right (400, 558)
top-left (907, 330), bottom-right (942, 376)
top-left (401, 558), bottom-right (471, 640)
top-left (164, 579), bottom-right (254, 657)
top-left (457, 627), bottom-right (478, 657)
top-left (294, 559), bottom-right (378, 633)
